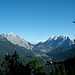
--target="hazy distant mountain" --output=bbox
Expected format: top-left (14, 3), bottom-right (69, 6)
top-left (0, 32), bottom-right (33, 50)
top-left (34, 36), bottom-right (74, 52)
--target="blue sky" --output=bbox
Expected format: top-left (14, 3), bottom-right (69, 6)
top-left (0, 0), bottom-right (75, 43)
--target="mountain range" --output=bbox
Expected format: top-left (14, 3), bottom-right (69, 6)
top-left (34, 35), bottom-right (74, 53)
top-left (0, 32), bottom-right (75, 62)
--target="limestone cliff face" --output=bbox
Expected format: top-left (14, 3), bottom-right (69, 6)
top-left (0, 32), bottom-right (33, 50)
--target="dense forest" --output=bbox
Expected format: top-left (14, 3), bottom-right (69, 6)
top-left (0, 51), bottom-right (75, 75)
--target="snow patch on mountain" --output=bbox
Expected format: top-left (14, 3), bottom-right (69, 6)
top-left (48, 35), bottom-right (73, 41)
top-left (35, 35), bottom-right (74, 53)
top-left (45, 35), bottom-right (74, 48)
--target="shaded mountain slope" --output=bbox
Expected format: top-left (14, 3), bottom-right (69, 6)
top-left (46, 44), bottom-right (75, 61)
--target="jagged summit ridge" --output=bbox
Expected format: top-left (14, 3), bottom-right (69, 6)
top-left (0, 33), bottom-right (74, 52)
top-left (0, 33), bottom-right (33, 50)
top-left (48, 35), bottom-right (73, 41)
top-left (8, 32), bottom-right (17, 38)
top-left (35, 35), bottom-right (74, 52)
top-left (45, 35), bottom-right (74, 46)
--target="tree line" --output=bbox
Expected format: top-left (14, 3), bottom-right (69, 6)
top-left (0, 51), bottom-right (46, 75)
top-left (0, 51), bottom-right (75, 75)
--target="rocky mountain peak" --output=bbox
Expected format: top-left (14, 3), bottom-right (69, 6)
top-left (48, 35), bottom-right (73, 41)
top-left (0, 33), bottom-right (33, 50)
top-left (35, 35), bottom-right (74, 53)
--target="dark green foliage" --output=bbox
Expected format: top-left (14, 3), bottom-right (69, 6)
top-left (28, 59), bottom-right (42, 73)
top-left (0, 70), bottom-right (2, 75)
top-left (1, 50), bottom-right (75, 75)
top-left (24, 59), bottom-right (43, 75)
top-left (63, 56), bottom-right (75, 75)
top-left (1, 51), bottom-right (24, 75)
top-left (0, 51), bottom-right (46, 75)
top-left (49, 56), bottom-right (75, 75)
top-left (50, 65), bottom-right (68, 75)
top-left (60, 65), bottom-right (68, 75)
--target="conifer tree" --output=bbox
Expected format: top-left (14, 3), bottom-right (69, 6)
top-left (55, 67), bottom-right (61, 75)
top-left (26, 59), bottom-right (43, 75)
top-left (61, 64), bottom-right (67, 75)
top-left (1, 51), bottom-right (24, 75)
